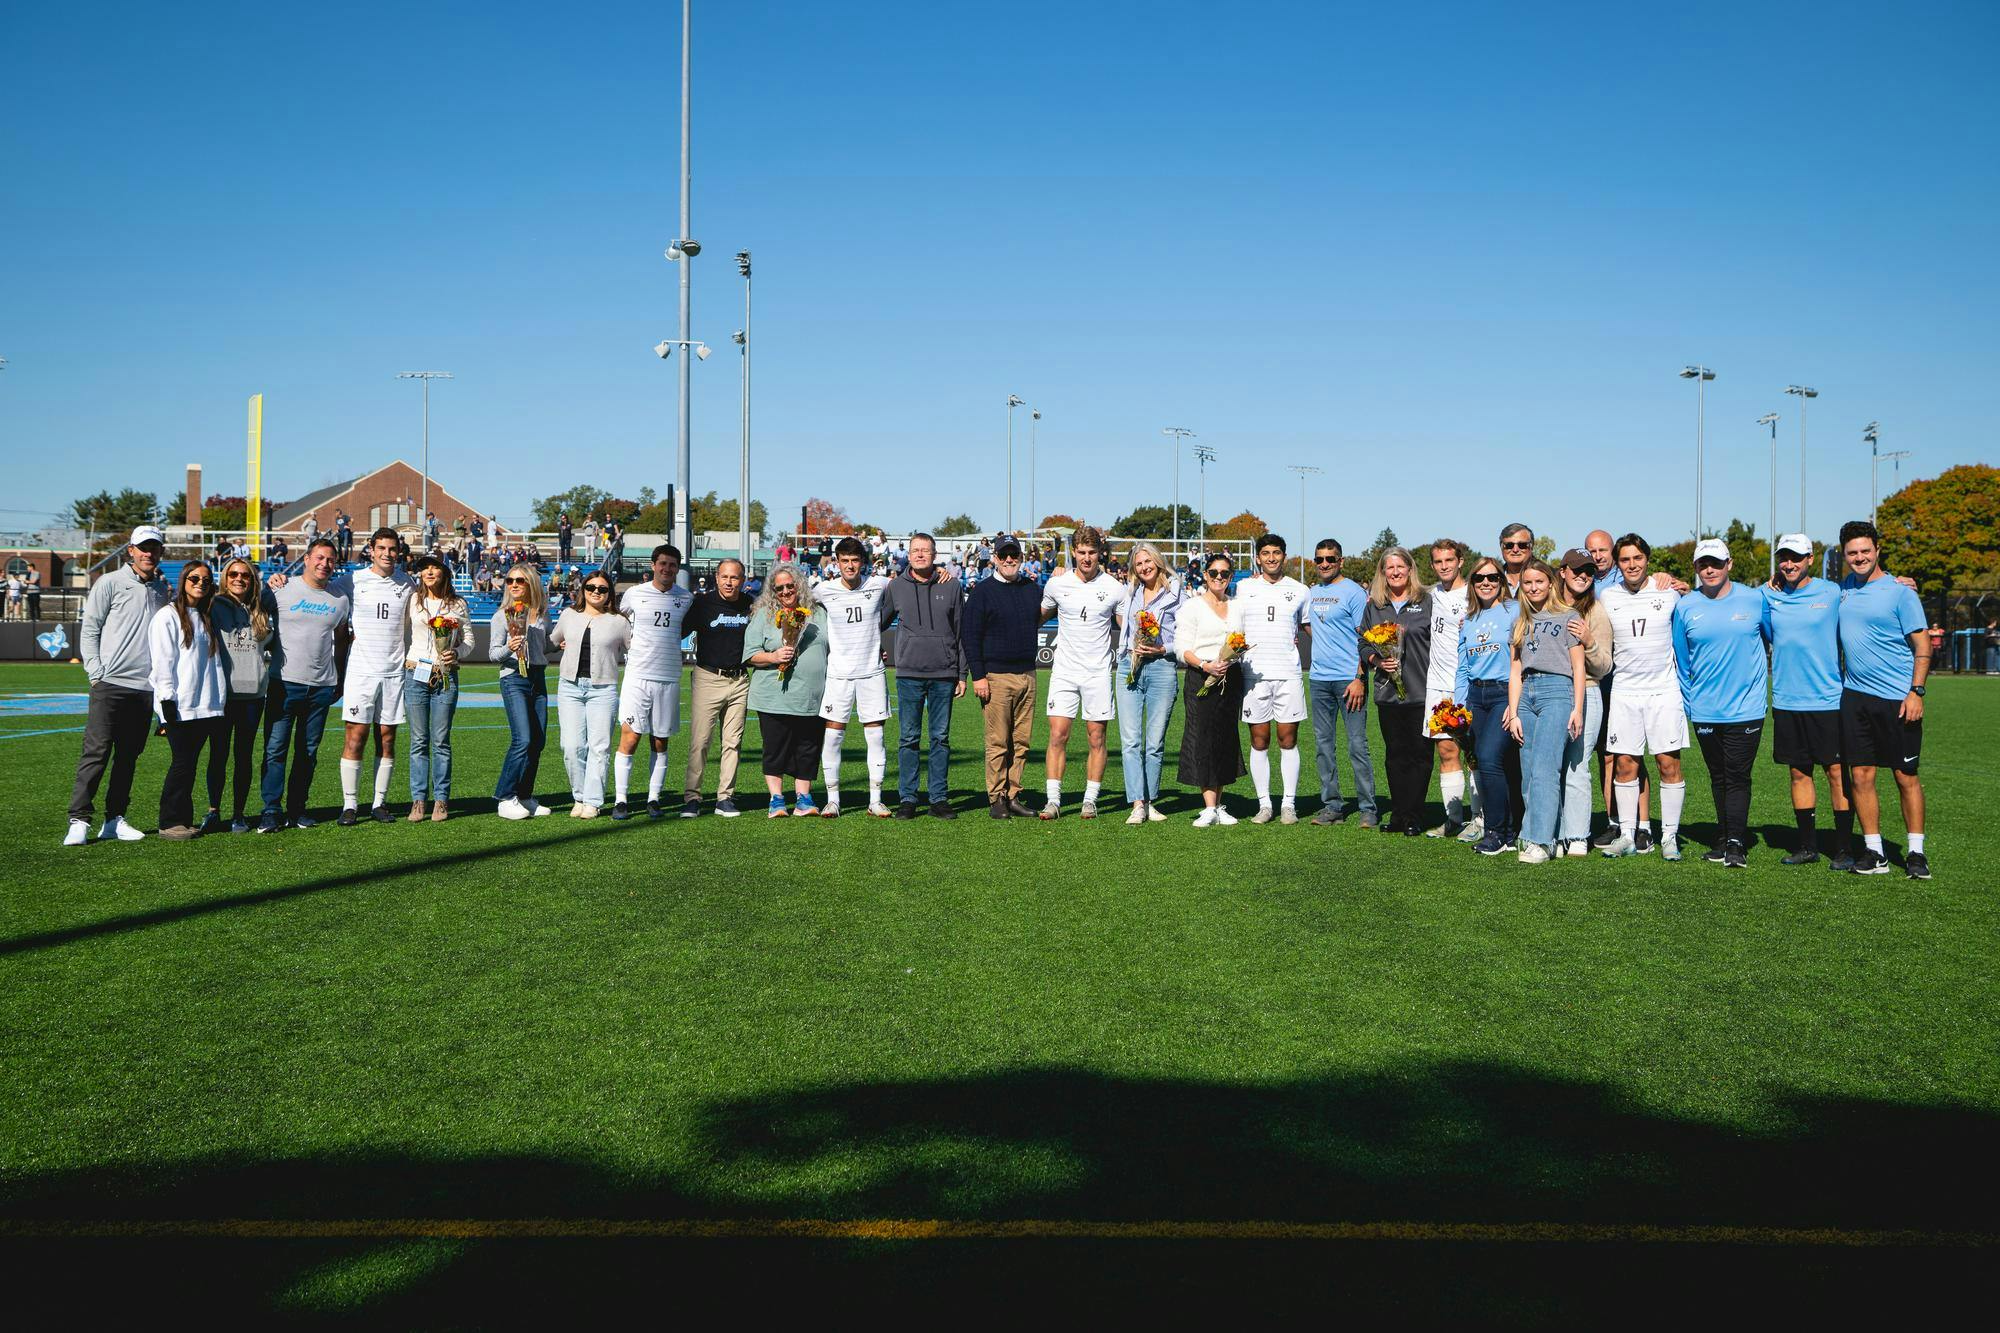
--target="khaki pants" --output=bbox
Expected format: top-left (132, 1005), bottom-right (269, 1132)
top-left (683, 667), bottom-right (749, 800)
top-left (980, 671), bottom-right (1035, 801)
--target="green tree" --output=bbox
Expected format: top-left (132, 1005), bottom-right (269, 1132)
top-left (532, 485), bottom-right (615, 530)
top-left (1719, 518), bottom-right (1766, 577)
top-left (1877, 465), bottom-right (2000, 591)
top-left (688, 493), bottom-right (770, 536)
top-left (1109, 503), bottom-right (1200, 540)
top-left (936, 513), bottom-right (980, 538)
top-left (69, 488), bottom-right (159, 549)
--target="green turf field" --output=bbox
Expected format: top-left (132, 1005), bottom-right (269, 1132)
top-left (2, 661), bottom-right (1995, 1319)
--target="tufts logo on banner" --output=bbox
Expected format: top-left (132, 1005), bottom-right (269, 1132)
top-left (36, 628), bottom-right (69, 659)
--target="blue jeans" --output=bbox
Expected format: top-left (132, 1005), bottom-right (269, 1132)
top-left (261, 680), bottom-right (337, 817)
top-left (403, 667), bottom-right (460, 801)
top-left (495, 666), bottom-right (548, 803)
top-left (1467, 679), bottom-right (1522, 843)
top-left (896, 675), bottom-right (955, 804)
top-left (558, 677), bottom-right (619, 806)
top-left (1308, 678), bottom-right (1376, 814)
top-left (1116, 652), bottom-right (1179, 803)
top-left (1559, 683), bottom-right (1604, 842)
top-left (1518, 671), bottom-right (1575, 849)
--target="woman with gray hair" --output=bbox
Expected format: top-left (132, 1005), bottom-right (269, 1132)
top-left (1114, 541), bottom-right (1184, 823)
top-left (742, 561), bottom-right (832, 816)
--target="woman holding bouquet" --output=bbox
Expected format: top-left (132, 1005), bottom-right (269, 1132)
top-left (1115, 542), bottom-right (1184, 824)
top-left (1359, 546), bottom-right (1433, 835)
top-left (489, 564), bottom-right (552, 819)
top-left (1454, 556), bottom-right (1522, 855)
top-left (1176, 553), bottom-right (1247, 826)
top-left (742, 561), bottom-right (830, 816)
top-left (402, 555), bottom-right (474, 821)
top-left (1503, 559), bottom-right (1587, 863)
top-left (550, 571), bottom-right (631, 818)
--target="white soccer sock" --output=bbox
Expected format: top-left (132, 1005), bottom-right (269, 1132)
top-left (1279, 746), bottom-right (1300, 800)
top-left (863, 727), bottom-right (886, 798)
top-left (1045, 778), bottom-right (1062, 805)
top-left (614, 753), bottom-right (633, 804)
top-left (1909, 833), bottom-right (1926, 854)
top-left (1251, 747), bottom-right (1271, 802)
top-left (339, 758), bottom-right (361, 809)
top-left (821, 730), bottom-right (844, 794)
top-left (1864, 833), bottom-right (1884, 854)
top-left (648, 751), bottom-right (668, 802)
top-left (1441, 771), bottom-right (1466, 823)
top-left (1083, 779), bottom-right (1101, 804)
top-left (372, 758), bottom-right (394, 807)
top-left (1661, 781), bottom-right (1686, 840)
top-left (1614, 780), bottom-right (1639, 836)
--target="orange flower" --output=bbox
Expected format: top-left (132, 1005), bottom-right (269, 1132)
top-left (1225, 631), bottom-right (1247, 653)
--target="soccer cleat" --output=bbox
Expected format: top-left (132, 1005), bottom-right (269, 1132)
top-left (1280, 803), bottom-right (1299, 826)
top-left (1426, 820), bottom-right (1461, 839)
top-left (1474, 832), bottom-right (1508, 856)
top-left (1703, 845), bottom-right (1726, 863)
top-left (1781, 848), bottom-right (1820, 866)
top-left (1518, 843), bottom-right (1551, 864)
top-left (371, 805), bottom-right (394, 824)
top-left (1905, 852), bottom-right (1931, 880)
top-left (715, 799), bottom-right (740, 818)
top-left (1146, 805), bottom-right (1167, 822)
top-left (768, 795), bottom-right (789, 819)
top-left (611, 802), bottom-right (631, 821)
top-left (1723, 841), bottom-right (1748, 869)
top-left (819, 797), bottom-right (840, 818)
top-left (795, 794), bottom-right (820, 817)
top-left (1635, 827), bottom-right (1654, 854)
top-left (1850, 849), bottom-right (1892, 875)
top-left (99, 817), bottom-right (145, 843)
top-left (681, 800), bottom-right (703, 819)
top-left (1039, 801), bottom-right (1060, 821)
top-left (1080, 800), bottom-right (1098, 820)
top-left (1455, 817), bottom-right (1484, 843)
top-left (1599, 833), bottom-right (1638, 858)
top-left (930, 801), bottom-right (957, 820)
top-left (256, 813), bottom-right (281, 834)
top-left (894, 802), bottom-right (917, 820)
top-left (1251, 803), bottom-right (1274, 825)
top-left (1313, 807), bottom-right (1342, 827)
top-left (645, 800), bottom-right (663, 820)
top-left (338, 807), bottom-right (360, 827)
top-left (1212, 808), bottom-right (1238, 826)
top-left (1192, 807), bottom-right (1218, 828)
top-left (63, 819), bottom-right (90, 847)
top-left (1828, 846), bottom-right (1856, 873)
top-left (866, 801), bottom-right (892, 818)
top-left (497, 798), bottom-right (531, 821)
top-left (1659, 836), bottom-right (1682, 861)
top-left (1126, 804), bottom-right (1148, 826)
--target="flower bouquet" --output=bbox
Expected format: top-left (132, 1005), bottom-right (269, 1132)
top-left (1197, 630), bottom-right (1248, 696)
top-left (1362, 620), bottom-right (1405, 698)
top-left (773, 605), bottom-right (809, 680)
top-left (1127, 609), bottom-right (1161, 685)
top-left (427, 614), bottom-right (460, 689)
top-left (1428, 697), bottom-right (1472, 746)
top-left (505, 599), bottom-right (531, 672)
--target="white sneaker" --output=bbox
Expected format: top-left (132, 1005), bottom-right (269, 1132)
top-left (1456, 817), bottom-right (1486, 843)
top-left (1280, 802), bottom-right (1299, 825)
top-left (64, 818), bottom-right (90, 847)
top-left (1565, 840), bottom-right (1591, 858)
top-left (1192, 807), bottom-right (1218, 828)
top-left (1599, 833), bottom-right (1637, 858)
top-left (1147, 805), bottom-right (1168, 822)
top-left (1126, 804), bottom-right (1148, 826)
top-left (1250, 802), bottom-right (1274, 824)
top-left (99, 816), bottom-right (145, 843)
top-left (1213, 808), bottom-right (1239, 826)
top-left (1518, 843), bottom-right (1551, 864)
top-left (497, 797), bottom-right (531, 820)
top-left (530, 801), bottom-right (552, 817)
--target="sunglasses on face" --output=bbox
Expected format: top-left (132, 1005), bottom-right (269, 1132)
top-left (185, 576), bottom-right (211, 587)
top-left (506, 577), bottom-right (529, 586)
top-left (1205, 569), bottom-right (1231, 579)
top-left (1502, 541), bottom-right (1531, 550)
top-left (226, 571), bottom-right (251, 580)
top-left (1313, 555), bottom-right (1340, 564)
top-left (1471, 573), bottom-right (1503, 583)
top-left (583, 584), bottom-right (610, 595)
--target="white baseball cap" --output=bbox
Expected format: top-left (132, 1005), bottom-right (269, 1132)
top-left (1775, 533), bottom-right (1813, 557)
top-left (1692, 538), bottom-right (1731, 564)
top-left (128, 525), bottom-right (165, 548)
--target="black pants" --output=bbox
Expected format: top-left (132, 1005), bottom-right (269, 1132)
top-left (68, 684), bottom-right (154, 822)
top-left (1695, 720), bottom-right (1761, 848)
top-left (206, 694), bottom-right (266, 819)
top-left (759, 711), bottom-right (825, 781)
top-left (1376, 699), bottom-right (1433, 830)
top-left (161, 715), bottom-right (226, 830)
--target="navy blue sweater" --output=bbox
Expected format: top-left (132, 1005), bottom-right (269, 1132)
top-left (962, 575), bottom-right (1043, 680)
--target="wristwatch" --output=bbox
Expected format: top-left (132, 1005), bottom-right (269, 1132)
top-left (1911, 685), bottom-right (1926, 697)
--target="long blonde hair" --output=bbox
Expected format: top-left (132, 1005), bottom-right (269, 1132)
top-left (1369, 546), bottom-right (1427, 608)
top-left (217, 557), bottom-right (269, 640)
top-left (501, 564), bottom-right (546, 618)
top-left (1510, 559), bottom-right (1561, 648)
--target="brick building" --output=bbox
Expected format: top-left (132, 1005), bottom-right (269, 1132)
top-left (272, 461), bottom-right (494, 538)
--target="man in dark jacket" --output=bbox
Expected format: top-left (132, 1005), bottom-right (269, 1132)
top-left (959, 537), bottom-right (1041, 818)
top-left (880, 533), bottom-right (963, 817)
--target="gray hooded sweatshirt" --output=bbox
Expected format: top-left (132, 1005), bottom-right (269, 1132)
top-left (879, 568), bottom-right (965, 680)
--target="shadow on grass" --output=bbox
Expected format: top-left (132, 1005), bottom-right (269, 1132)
top-left (5, 1061), bottom-right (1994, 1320)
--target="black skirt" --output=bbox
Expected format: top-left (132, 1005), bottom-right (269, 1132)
top-left (758, 711), bottom-right (825, 780)
top-left (1177, 663), bottom-right (1245, 790)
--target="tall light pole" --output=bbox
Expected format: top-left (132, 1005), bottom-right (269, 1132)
top-left (396, 372), bottom-right (452, 525)
top-left (1679, 365), bottom-right (1716, 539)
top-left (1163, 427), bottom-right (1195, 557)
top-left (1757, 413), bottom-right (1780, 577)
top-left (1005, 395), bottom-right (1024, 532)
top-left (1192, 444), bottom-right (1217, 544)
top-left (661, 0), bottom-right (698, 583)
top-left (1288, 465), bottom-right (1322, 577)
top-left (1028, 409), bottom-right (1042, 534)
top-left (1784, 384), bottom-right (1818, 536)
top-left (733, 249), bottom-right (751, 570)
top-left (1865, 421), bottom-right (1911, 527)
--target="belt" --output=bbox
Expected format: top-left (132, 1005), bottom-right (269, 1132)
top-left (699, 665), bottom-right (747, 678)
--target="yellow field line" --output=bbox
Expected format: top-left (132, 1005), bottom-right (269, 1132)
top-left (0, 1218), bottom-right (1990, 1246)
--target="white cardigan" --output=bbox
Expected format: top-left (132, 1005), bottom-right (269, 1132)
top-left (404, 593), bottom-right (476, 668)
top-left (148, 604), bottom-right (228, 721)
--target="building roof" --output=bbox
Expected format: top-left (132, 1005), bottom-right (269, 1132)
top-left (276, 475), bottom-right (362, 516)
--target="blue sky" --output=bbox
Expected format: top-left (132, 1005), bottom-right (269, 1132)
top-left (3, 0), bottom-right (1994, 551)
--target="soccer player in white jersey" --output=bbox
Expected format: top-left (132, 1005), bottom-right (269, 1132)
top-left (613, 544), bottom-right (694, 820)
top-left (814, 537), bottom-right (893, 817)
top-left (1235, 533), bottom-right (1310, 824)
top-left (1039, 525), bottom-right (1120, 818)
top-left (336, 528), bottom-right (418, 824)
top-left (1421, 537), bottom-right (1484, 838)
top-left (1597, 533), bottom-right (1689, 859)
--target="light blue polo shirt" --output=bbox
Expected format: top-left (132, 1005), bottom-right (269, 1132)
top-left (1671, 582), bottom-right (1769, 723)
top-left (1838, 574), bottom-right (1926, 701)
top-left (1306, 577), bottom-right (1367, 681)
top-left (1760, 578), bottom-right (1842, 711)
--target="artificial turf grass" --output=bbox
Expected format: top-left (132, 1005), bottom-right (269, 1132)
top-left (2, 662), bottom-right (1996, 1314)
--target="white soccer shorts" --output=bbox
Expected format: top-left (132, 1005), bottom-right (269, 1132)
top-left (620, 676), bottom-right (683, 737)
top-left (340, 672), bottom-right (406, 726)
top-left (1240, 675), bottom-right (1307, 725)
top-left (1605, 690), bottom-right (1687, 756)
top-left (819, 672), bottom-right (890, 725)
top-left (1046, 667), bottom-right (1114, 722)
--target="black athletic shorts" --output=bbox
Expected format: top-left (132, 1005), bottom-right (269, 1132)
top-left (1771, 707), bottom-right (1842, 770)
top-left (1839, 688), bottom-right (1921, 775)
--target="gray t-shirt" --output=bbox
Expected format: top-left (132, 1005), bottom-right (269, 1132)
top-left (1519, 608), bottom-right (1582, 677)
top-left (271, 581), bottom-right (352, 687)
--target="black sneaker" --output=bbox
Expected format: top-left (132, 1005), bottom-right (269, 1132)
top-left (289, 815), bottom-right (319, 830)
top-left (1703, 845), bottom-right (1727, 864)
top-left (894, 802), bottom-right (917, 820)
top-left (1851, 849), bottom-right (1892, 875)
top-left (1589, 827), bottom-right (1619, 849)
top-left (255, 813), bottom-right (281, 834)
top-left (1781, 847), bottom-right (1820, 866)
top-left (680, 799), bottom-right (702, 820)
top-left (1828, 846), bottom-right (1856, 872)
top-left (1635, 827), bottom-right (1654, 854)
top-left (198, 811), bottom-right (222, 835)
top-left (337, 807), bottom-right (360, 827)
top-left (1905, 852), bottom-right (1931, 880)
top-left (645, 800), bottom-right (663, 820)
top-left (931, 801), bottom-right (957, 820)
top-left (1723, 841), bottom-right (1748, 869)
top-left (371, 805), bottom-right (395, 824)
top-left (1474, 833), bottom-right (1508, 857)
top-left (611, 802), bottom-right (631, 821)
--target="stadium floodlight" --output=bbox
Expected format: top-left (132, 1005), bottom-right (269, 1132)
top-left (1679, 366), bottom-right (1716, 538)
top-left (1758, 413), bottom-right (1781, 576)
top-left (1784, 385), bottom-right (1819, 534)
top-left (396, 371), bottom-right (453, 525)
top-left (1191, 444), bottom-right (1217, 541)
top-left (1163, 427), bottom-right (1196, 556)
top-left (734, 248), bottom-right (752, 569)
top-left (1006, 396), bottom-right (1025, 532)
top-left (654, 339), bottom-right (711, 360)
top-left (1863, 420), bottom-right (1910, 527)
top-left (1287, 464), bottom-right (1323, 573)
top-left (1029, 409), bottom-right (1042, 534)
